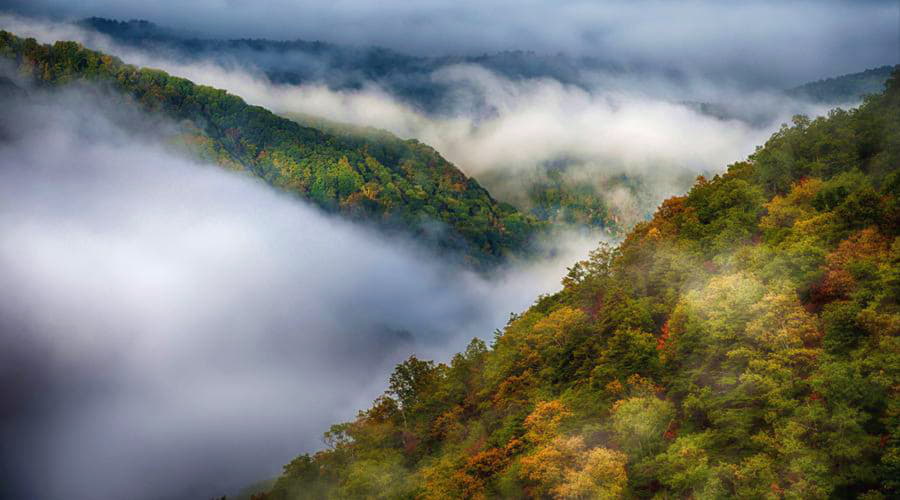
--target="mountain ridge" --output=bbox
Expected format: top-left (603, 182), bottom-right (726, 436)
top-left (0, 31), bottom-right (543, 266)
top-left (78, 17), bottom-right (896, 109)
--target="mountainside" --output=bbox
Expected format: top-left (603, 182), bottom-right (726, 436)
top-left (70, 18), bottom-right (899, 240)
top-left (0, 32), bottom-right (541, 266)
top-left (290, 112), bottom-right (631, 237)
top-left (259, 71), bottom-right (900, 498)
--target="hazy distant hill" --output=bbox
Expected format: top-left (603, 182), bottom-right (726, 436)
top-left (788, 65), bottom-right (898, 104)
top-left (0, 31), bottom-right (543, 266)
top-left (81, 17), bottom-right (896, 111)
top-left (77, 17), bottom-right (621, 114)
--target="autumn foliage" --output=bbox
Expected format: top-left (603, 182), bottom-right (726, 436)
top-left (251, 68), bottom-right (900, 499)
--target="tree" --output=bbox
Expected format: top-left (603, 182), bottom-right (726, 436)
top-left (822, 301), bottom-right (865, 353)
top-left (554, 447), bottom-right (628, 499)
top-left (523, 400), bottom-right (573, 444)
top-left (611, 396), bottom-right (674, 459)
top-left (388, 356), bottom-right (438, 426)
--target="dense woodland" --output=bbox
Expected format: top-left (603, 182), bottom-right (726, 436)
top-left (285, 113), bottom-right (628, 236)
top-left (0, 32), bottom-right (542, 266)
top-left (77, 18), bottom-right (896, 239)
top-left (23, 20), bottom-right (896, 243)
top-left (1, 28), bottom-right (898, 500)
top-left (257, 71), bottom-right (900, 498)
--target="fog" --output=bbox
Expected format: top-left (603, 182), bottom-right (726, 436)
top-left (0, 88), bottom-right (597, 499)
top-left (0, 7), bottom-right (890, 498)
top-left (3, 0), bottom-right (897, 86)
top-left (0, 14), bottom-right (844, 224)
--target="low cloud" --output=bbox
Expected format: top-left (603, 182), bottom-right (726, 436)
top-left (0, 13), bottom-right (844, 224)
top-left (0, 12), bottom-right (877, 497)
top-left (2, 0), bottom-right (897, 86)
top-left (0, 87), bottom-right (596, 499)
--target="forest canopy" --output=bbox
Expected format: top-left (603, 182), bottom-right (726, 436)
top-left (261, 69), bottom-right (900, 499)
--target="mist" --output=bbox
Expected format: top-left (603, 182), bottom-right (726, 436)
top-left (0, 8), bottom-right (891, 498)
top-left (0, 87), bottom-right (597, 499)
top-left (3, 0), bottom-right (897, 86)
top-left (0, 14), bottom-right (848, 225)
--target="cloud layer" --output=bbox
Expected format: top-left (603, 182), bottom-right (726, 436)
top-left (0, 7), bottom-right (889, 497)
top-left (0, 13), bottom-right (846, 223)
top-left (3, 0), bottom-right (897, 86)
top-left (0, 88), bottom-right (595, 499)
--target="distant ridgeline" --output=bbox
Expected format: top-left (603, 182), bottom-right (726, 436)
top-left (258, 71), bottom-right (900, 498)
top-left (79, 17), bottom-right (897, 109)
top-left (788, 65), bottom-right (899, 104)
top-left (0, 32), bottom-right (543, 266)
top-left (76, 16), bottom-right (616, 108)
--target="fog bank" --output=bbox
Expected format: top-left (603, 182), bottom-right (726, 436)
top-left (0, 88), bottom-right (596, 499)
top-left (0, 14), bottom-right (844, 225)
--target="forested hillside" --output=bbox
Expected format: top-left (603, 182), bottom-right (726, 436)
top-left (261, 71), bottom-right (900, 498)
top-left (289, 113), bottom-right (629, 237)
top-left (0, 32), bottom-right (541, 266)
top-left (65, 18), bottom-right (898, 240)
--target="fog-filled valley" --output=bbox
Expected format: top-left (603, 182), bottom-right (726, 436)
top-left (0, 2), bottom-right (897, 499)
top-left (0, 13), bottom-right (883, 234)
top-left (0, 86), bottom-right (599, 499)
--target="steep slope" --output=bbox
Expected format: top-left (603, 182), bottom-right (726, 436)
top-left (261, 71), bottom-right (900, 498)
top-left (74, 18), bottom-right (898, 239)
top-left (289, 112), bottom-right (629, 237)
top-left (0, 32), bottom-right (541, 266)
